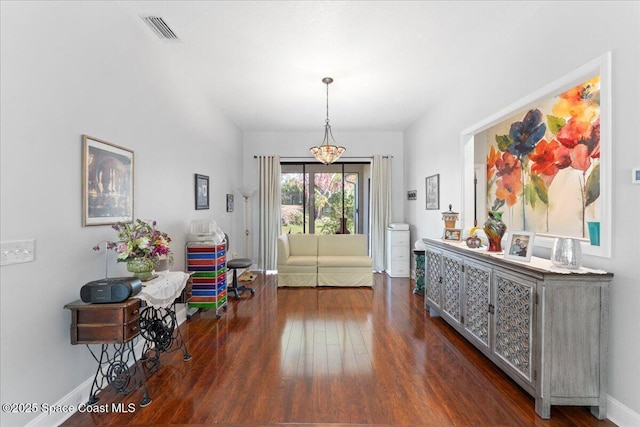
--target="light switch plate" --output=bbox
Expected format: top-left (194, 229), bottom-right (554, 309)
top-left (1, 239), bottom-right (35, 266)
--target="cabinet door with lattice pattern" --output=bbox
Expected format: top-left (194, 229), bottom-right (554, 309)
top-left (425, 248), bottom-right (442, 311)
top-left (493, 271), bottom-right (535, 385)
top-left (462, 261), bottom-right (491, 351)
top-left (441, 253), bottom-right (463, 327)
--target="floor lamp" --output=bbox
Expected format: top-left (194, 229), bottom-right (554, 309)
top-left (237, 187), bottom-right (255, 258)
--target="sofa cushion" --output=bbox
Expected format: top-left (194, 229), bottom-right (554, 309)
top-left (317, 255), bottom-right (373, 268)
top-left (282, 255), bottom-right (318, 266)
top-left (318, 234), bottom-right (368, 256)
top-left (287, 234), bottom-right (319, 256)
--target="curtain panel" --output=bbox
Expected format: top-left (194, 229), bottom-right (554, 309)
top-left (258, 156), bottom-right (282, 270)
top-left (369, 155), bottom-right (391, 272)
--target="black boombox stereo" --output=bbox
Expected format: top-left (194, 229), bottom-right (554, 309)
top-left (80, 277), bottom-right (142, 304)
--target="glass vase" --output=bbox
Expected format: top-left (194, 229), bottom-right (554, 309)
top-left (126, 258), bottom-right (158, 281)
top-left (551, 238), bottom-right (582, 270)
top-left (483, 211), bottom-right (507, 252)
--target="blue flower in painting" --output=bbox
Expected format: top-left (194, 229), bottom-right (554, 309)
top-left (507, 109), bottom-right (546, 158)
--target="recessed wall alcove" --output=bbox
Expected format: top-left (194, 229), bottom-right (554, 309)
top-left (460, 52), bottom-right (612, 258)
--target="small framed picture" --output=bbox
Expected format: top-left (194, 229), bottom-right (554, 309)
top-left (426, 174), bottom-right (439, 210)
top-left (226, 193), bottom-right (234, 212)
top-left (442, 228), bottom-right (462, 242)
top-left (633, 167), bottom-right (640, 184)
top-left (407, 190), bottom-right (417, 201)
top-left (195, 174), bottom-right (209, 210)
top-left (504, 231), bottom-right (535, 262)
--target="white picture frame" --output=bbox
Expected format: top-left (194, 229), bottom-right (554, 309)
top-left (504, 231), bottom-right (535, 262)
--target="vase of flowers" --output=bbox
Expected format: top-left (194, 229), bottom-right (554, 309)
top-left (125, 257), bottom-right (158, 281)
top-left (94, 219), bottom-right (172, 282)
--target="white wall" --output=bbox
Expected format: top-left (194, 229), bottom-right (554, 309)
top-left (243, 131), bottom-right (404, 262)
top-left (0, 3), bottom-right (243, 426)
top-left (404, 2), bottom-right (640, 424)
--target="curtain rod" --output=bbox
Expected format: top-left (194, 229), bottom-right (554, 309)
top-left (253, 155), bottom-right (392, 159)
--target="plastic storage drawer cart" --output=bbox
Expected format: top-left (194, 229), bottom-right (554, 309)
top-left (186, 242), bottom-right (227, 318)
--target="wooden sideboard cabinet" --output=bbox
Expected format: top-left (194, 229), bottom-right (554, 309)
top-left (423, 238), bottom-right (612, 419)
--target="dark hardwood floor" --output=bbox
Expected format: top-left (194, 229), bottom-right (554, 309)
top-left (62, 272), bottom-right (617, 426)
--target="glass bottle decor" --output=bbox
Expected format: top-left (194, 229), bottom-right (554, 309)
top-left (126, 257), bottom-right (158, 281)
top-left (551, 238), bottom-right (583, 270)
top-left (483, 211), bottom-right (507, 252)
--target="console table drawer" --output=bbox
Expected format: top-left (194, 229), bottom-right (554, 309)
top-left (65, 298), bottom-right (141, 345)
top-left (75, 322), bottom-right (140, 344)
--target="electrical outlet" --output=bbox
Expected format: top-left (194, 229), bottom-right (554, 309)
top-left (1, 239), bottom-right (35, 266)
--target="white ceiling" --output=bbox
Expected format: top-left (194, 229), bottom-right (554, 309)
top-left (117, 1), bottom-right (544, 132)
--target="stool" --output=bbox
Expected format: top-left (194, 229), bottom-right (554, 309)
top-left (226, 258), bottom-right (255, 299)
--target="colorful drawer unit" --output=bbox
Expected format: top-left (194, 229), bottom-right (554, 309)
top-left (186, 242), bottom-right (228, 317)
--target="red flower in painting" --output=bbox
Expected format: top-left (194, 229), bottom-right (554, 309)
top-left (529, 138), bottom-right (560, 177)
top-left (495, 151), bottom-right (520, 179)
top-left (494, 152), bottom-right (522, 207)
top-left (556, 118), bottom-right (592, 148)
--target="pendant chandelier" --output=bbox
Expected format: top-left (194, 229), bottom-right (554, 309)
top-left (310, 77), bottom-right (345, 164)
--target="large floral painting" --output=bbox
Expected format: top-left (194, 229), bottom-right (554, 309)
top-left (486, 76), bottom-right (601, 239)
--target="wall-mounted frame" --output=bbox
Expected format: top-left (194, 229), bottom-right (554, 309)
top-left (82, 135), bottom-right (134, 226)
top-left (407, 190), bottom-right (417, 201)
top-left (442, 228), bottom-right (462, 241)
top-left (504, 231), bottom-right (535, 262)
top-left (426, 174), bottom-right (440, 210)
top-left (632, 167), bottom-right (640, 184)
top-left (461, 52), bottom-right (612, 258)
top-left (195, 174), bottom-right (209, 210)
top-left (226, 193), bottom-right (234, 212)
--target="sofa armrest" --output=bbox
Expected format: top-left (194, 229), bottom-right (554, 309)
top-left (277, 234), bottom-right (290, 265)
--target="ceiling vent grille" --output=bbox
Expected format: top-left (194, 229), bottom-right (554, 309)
top-left (142, 16), bottom-right (179, 41)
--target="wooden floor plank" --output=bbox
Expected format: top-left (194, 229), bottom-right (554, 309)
top-left (61, 272), bottom-right (617, 426)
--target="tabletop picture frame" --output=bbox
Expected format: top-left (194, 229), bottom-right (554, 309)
top-left (195, 174), bottom-right (210, 210)
top-left (504, 231), bottom-right (535, 261)
top-left (442, 228), bottom-right (462, 241)
top-left (82, 135), bottom-right (134, 226)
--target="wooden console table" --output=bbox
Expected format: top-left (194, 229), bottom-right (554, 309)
top-left (422, 238), bottom-right (612, 419)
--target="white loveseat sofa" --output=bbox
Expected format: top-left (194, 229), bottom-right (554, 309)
top-left (277, 234), bottom-right (373, 287)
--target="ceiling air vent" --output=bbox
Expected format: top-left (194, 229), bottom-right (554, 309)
top-left (142, 16), bottom-right (179, 41)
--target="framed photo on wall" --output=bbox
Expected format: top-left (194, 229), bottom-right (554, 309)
top-left (504, 231), bottom-right (535, 261)
top-left (226, 193), bottom-right (234, 212)
top-left (426, 174), bottom-right (440, 210)
top-left (195, 174), bottom-right (209, 210)
top-left (82, 135), bottom-right (134, 226)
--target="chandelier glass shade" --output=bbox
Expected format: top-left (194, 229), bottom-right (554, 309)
top-left (310, 77), bottom-right (345, 164)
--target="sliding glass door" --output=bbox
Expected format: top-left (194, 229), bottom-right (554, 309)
top-left (281, 163), bottom-right (367, 235)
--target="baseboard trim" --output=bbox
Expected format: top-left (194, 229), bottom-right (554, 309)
top-left (607, 395), bottom-right (640, 427)
top-left (25, 303), bottom-right (188, 427)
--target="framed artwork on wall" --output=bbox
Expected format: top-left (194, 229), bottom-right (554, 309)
top-left (426, 174), bottom-right (440, 210)
top-left (407, 190), bottom-right (417, 201)
top-left (195, 174), bottom-right (209, 210)
top-left (82, 135), bottom-right (134, 226)
top-left (226, 193), bottom-right (234, 212)
top-left (461, 52), bottom-right (612, 258)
